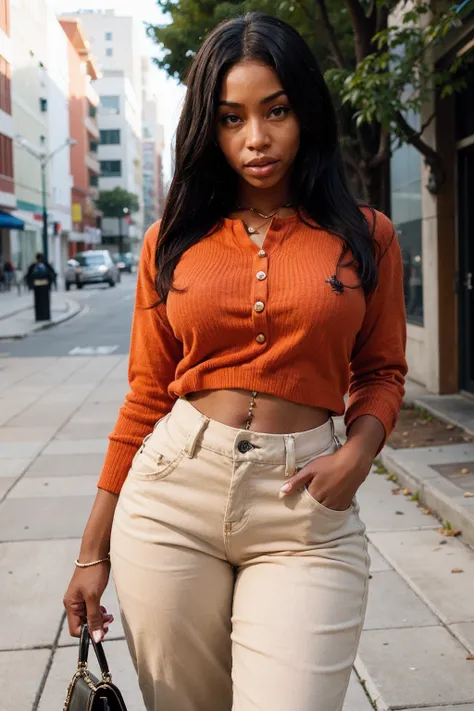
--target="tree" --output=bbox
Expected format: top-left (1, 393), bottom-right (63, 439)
top-left (148, 0), bottom-right (472, 212)
top-left (95, 187), bottom-right (139, 218)
top-left (95, 187), bottom-right (140, 253)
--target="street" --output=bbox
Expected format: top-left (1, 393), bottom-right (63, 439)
top-left (1, 288), bottom-right (474, 711)
top-left (0, 274), bottom-right (136, 358)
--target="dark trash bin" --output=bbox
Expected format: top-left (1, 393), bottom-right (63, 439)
top-left (32, 263), bottom-right (51, 321)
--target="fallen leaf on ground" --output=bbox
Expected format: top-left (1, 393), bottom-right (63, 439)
top-left (446, 424), bottom-right (455, 430)
top-left (466, 654), bottom-right (474, 661)
top-left (423, 508), bottom-right (432, 515)
top-left (432, 547), bottom-right (440, 551)
top-left (464, 492), bottom-right (474, 498)
top-left (460, 468), bottom-right (470, 475)
top-left (392, 488), bottom-right (400, 495)
top-left (402, 431), bottom-right (409, 437)
top-left (402, 488), bottom-right (412, 496)
top-left (439, 528), bottom-right (461, 537)
top-left (451, 568), bottom-right (464, 573)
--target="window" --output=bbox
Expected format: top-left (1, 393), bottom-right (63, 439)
top-left (100, 129), bottom-right (120, 145)
top-left (390, 110), bottom-right (423, 326)
top-left (99, 95), bottom-right (119, 115)
top-left (106, 48), bottom-right (113, 57)
top-left (0, 56), bottom-right (12, 115)
top-left (39, 97), bottom-right (47, 112)
top-left (105, 31), bottom-right (112, 41)
top-left (89, 104), bottom-right (97, 118)
top-left (100, 160), bottom-right (121, 177)
top-left (76, 254), bottom-right (105, 267)
top-left (89, 140), bottom-right (99, 153)
top-left (90, 174), bottom-right (99, 187)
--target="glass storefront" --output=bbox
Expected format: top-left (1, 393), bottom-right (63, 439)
top-left (390, 111), bottom-right (424, 326)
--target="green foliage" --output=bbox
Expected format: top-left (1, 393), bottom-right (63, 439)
top-left (148, 0), bottom-right (354, 82)
top-left (95, 187), bottom-right (139, 218)
top-left (327, 3), bottom-right (473, 149)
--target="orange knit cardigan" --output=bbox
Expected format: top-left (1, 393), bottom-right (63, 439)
top-left (98, 208), bottom-right (407, 493)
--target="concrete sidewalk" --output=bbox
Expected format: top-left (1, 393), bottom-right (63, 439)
top-left (1, 356), bottom-right (474, 710)
top-left (374, 381), bottom-right (474, 549)
top-left (0, 290), bottom-right (81, 339)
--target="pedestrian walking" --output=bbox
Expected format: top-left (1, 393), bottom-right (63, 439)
top-left (2, 260), bottom-right (15, 291)
top-left (63, 12), bottom-right (407, 711)
top-left (26, 253), bottom-right (56, 290)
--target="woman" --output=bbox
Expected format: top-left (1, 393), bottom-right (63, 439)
top-left (64, 12), bottom-right (407, 711)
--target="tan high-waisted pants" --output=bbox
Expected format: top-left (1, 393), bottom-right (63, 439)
top-left (110, 396), bottom-right (370, 711)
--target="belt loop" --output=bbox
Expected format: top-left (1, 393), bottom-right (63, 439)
top-left (284, 434), bottom-right (296, 477)
top-left (330, 417), bottom-right (341, 450)
top-left (184, 415), bottom-right (209, 458)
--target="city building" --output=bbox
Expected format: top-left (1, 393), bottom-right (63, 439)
top-left (67, 9), bottom-right (145, 251)
top-left (390, 3), bottom-right (474, 398)
top-left (141, 56), bottom-right (165, 230)
top-left (0, 0), bottom-right (23, 268)
top-left (8, 0), bottom-right (73, 278)
top-left (60, 17), bottom-right (101, 258)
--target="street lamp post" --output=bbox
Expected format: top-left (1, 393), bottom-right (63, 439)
top-left (15, 136), bottom-right (77, 264)
top-left (41, 159), bottom-right (49, 263)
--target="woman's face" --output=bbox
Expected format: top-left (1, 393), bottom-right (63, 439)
top-left (216, 60), bottom-right (300, 192)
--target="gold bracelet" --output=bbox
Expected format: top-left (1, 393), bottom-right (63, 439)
top-left (75, 555), bottom-right (110, 568)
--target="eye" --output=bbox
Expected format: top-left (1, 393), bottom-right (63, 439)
top-left (220, 113), bottom-right (242, 126)
top-left (269, 105), bottom-right (291, 119)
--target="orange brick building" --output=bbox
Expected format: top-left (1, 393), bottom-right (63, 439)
top-left (60, 17), bottom-right (101, 256)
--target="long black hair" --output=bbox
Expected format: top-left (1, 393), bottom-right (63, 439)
top-left (155, 12), bottom-right (379, 303)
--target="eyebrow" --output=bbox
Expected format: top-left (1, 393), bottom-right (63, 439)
top-left (218, 90), bottom-right (287, 108)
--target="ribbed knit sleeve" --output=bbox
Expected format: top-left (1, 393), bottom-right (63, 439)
top-left (97, 222), bottom-right (183, 494)
top-left (344, 213), bottom-right (407, 451)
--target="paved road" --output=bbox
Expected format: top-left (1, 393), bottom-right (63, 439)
top-left (0, 273), bottom-right (136, 358)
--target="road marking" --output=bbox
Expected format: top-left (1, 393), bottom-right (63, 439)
top-left (69, 345), bottom-right (119, 356)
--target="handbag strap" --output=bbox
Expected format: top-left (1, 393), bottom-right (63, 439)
top-left (78, 624), bottom-right (112, 682)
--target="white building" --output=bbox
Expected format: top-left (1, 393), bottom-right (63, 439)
top-left (141, 56), bottom-right (165, 230)
top-left (70, 9), bottom-right (145, 247)
top-left (9, 0), bottom-right (72, 277)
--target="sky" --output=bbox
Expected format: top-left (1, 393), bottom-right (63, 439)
top-left (54, 0), bottom-right (187, 182)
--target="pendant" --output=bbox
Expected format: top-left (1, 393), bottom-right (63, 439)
top-left (247, 226), bottom-right (257, 234)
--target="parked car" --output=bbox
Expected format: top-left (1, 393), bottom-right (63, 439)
top-left (65, 250), bottom-right (120, 290)
top-left (112, 252), bottom-right (136, 273)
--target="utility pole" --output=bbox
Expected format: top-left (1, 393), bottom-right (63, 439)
top-left (41, 159), bottom-right (49, 263)
top-left (15, 135), bottom-right (77, 264)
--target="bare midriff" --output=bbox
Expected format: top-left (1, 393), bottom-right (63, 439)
top-left (186, 389), bottom-right (329, 434)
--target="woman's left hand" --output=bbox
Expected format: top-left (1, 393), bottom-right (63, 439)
top-left (280, 444), bottom-right (373, 511)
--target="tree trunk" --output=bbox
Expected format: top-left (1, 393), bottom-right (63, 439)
top-left (360, 161), bottom-right (391, 215)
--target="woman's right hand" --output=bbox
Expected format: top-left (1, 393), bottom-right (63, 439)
top-left (63, 563), bottom-right (114, 643)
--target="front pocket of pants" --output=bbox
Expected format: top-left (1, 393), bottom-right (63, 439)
top-left (301, 484), bottom-right (353, 519)
top-left (296, 438), bottom-right (352, 520)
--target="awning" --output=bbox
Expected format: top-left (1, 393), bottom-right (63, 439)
top-left (0, 211), bottom-right (25, 230)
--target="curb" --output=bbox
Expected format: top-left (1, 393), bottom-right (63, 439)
top-left (0, 297), bottom-right (82, 340)
top-left (412, 397), bottom-right (474, 438)
top-left (380, 445), bottom-right (474, 549)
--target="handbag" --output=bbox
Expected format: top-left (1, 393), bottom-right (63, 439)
top-left (63, 624), bottom-right (128, 711)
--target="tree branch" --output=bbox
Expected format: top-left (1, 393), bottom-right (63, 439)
top-left (343, 0), bottom-right (371, 61)
top-left (394, 111), bottom-right (446, 193)
top-left (368, 126), bottom-right (390, 169)
top-left (299, 0), bottom-right (348, 70)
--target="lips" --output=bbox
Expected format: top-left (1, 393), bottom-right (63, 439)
top-left (245, 158), bottom-right (278, 167)
top-left (243, 158), bottom-right (280, 178)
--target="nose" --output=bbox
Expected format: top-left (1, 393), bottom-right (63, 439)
top-left (246, 117), bottom-right (270, 152)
